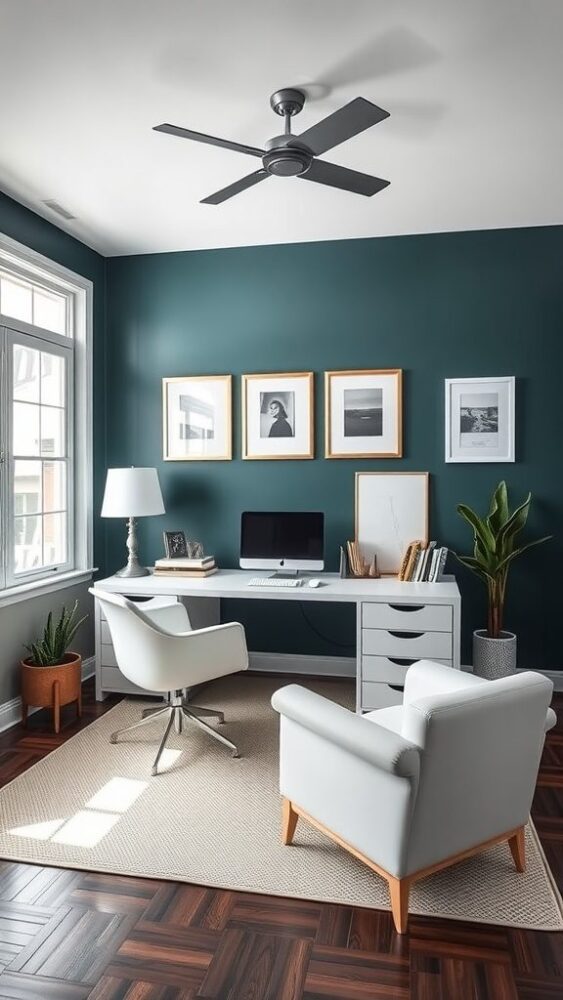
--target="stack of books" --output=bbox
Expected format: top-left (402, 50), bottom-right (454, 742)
top-left (398, 541), bottom-right (448, 583)
top-left (153, 555), bottom-right (218, 578)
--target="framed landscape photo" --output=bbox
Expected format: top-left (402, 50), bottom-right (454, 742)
top-left (242, 372), bottom-right (314, 460)
top-left (325, 369), bottom-right (402, 458)
top-left (445, 376), bottom-right (515, 463)
top-left (355, 472), bottom-right (429, 575)
top-left (162, 375), bottom-right (232, 461)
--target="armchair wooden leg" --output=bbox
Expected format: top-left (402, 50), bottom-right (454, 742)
top-left (508, 827), bottom-right (526, 872)
top-left (388, 877), bottom-right (410, 934)
top-left (281, 798), bottom-right (299, 846)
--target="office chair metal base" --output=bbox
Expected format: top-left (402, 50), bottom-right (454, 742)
top-left (110, 702), bottom-right (238, 776)
top-left (141, 701), bottom-right (225, 724)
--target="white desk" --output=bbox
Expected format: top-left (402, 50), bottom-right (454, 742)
top-left (93, 570), bottom-right (461, 712)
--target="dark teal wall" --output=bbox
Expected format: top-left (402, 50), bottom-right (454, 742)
top-left (0, 190), bottom-right (107, 560)
top-left (105, 226), bottom-right (563, 668)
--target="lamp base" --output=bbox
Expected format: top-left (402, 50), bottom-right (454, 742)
top-left (115, 561), bottom-right (151, 578)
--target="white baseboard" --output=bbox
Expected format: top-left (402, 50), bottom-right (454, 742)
top-left (0, 655), bottom-right (95, 734)
top-left (249, 651), bottom-right (356, 678)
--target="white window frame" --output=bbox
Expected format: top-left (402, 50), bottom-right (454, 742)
top-left (0, 232), bottom-right (94, 607)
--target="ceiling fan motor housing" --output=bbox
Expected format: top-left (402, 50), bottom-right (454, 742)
top-left (262, 135), bottom-right (313, 177)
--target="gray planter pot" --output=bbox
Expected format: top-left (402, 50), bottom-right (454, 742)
top-left (473, 629), bottom-right (517, 679)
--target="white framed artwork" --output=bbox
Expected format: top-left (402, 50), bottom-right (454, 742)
top-left (242, 372), bottom-right (314, 460)
top-left (355, 472), bottom-right (429, 576)
top-left (162, 375), bottom-right (232, 461)
top-left (445, 377), bottom-right (515, 463)
top-left (325, 369), bottom-right (402, 458)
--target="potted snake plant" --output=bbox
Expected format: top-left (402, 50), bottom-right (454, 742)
top-left (21, 601), bottom-right (87, 733)
top-left (455, 481), bottom-right (551, 679)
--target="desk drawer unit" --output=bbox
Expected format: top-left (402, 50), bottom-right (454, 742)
top-left (358, 598), bottom-right (459, 712)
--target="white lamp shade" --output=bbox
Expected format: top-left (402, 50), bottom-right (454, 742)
top-left (101, 467), bottom-right (165, 518)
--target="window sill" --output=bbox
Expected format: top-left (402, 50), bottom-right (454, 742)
top-left (0, 569), bottom-right (96, 610)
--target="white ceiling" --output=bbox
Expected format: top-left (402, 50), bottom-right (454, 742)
top-left (1, 0), bottom-right (562, 256)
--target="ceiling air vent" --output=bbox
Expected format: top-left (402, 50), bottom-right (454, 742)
top-left (43, 199), bottom-right (76, 220)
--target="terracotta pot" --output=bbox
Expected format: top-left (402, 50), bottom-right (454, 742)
top-left (21, 652), bottom-right (82, 734)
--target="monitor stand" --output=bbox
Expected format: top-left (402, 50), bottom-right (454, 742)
top-left (270, 570), bottom-right (300, 579)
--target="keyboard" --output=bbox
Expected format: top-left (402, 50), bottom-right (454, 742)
top-left (248, 577), bottom-right (303, 588)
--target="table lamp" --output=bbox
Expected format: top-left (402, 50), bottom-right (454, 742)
top-left (101, 467), bottom-right (165, 577)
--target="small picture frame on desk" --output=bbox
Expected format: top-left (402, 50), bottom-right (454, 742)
top-left (163, 531), bottom-right (188, 558)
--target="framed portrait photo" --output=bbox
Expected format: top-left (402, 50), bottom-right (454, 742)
top-left (242, 372), bottom-right (314, 460)
top-left (355, 471), bottom-right (429, 575)
top-left (445, 376), bottom-right (515, 463)
top-left (162, 375), bottom-right (232, 461)
top-left (325, 369), bottom-right (402, 458)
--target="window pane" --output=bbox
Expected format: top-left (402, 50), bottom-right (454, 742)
top-left (43, 461), bottom-right (66, 512)
top-left (14, 516), bottom-right (42, 573)
top-left (13, 344), bottom-right (39, 402)
top-left (33, 287), bottom-right (67, 335)
top-left (40, 406), bottom-right (65, 457)
top-left (13, 402), bottom-right (40, 456)
top-left (14, 460), bottom-right (42, 515)
top-left (1, 275), bottom-right (32, 323)
top-left (43, 512), bottom-right (66, 566)
top-left (41, 351), bottom-right (65, 406)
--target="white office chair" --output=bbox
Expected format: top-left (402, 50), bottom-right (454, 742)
top-left (272, 660), bottom-right (556, 932)
top-left (90, 589), bottom-right (248, 774)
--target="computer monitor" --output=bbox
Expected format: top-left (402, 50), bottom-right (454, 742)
top-left (240, 511), bottom-right (324, 574)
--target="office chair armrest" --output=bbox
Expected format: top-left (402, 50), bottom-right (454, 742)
top-left (403, 659), bottom-right (485, 707)
top-left (272, 684), bottom-right (420, 778)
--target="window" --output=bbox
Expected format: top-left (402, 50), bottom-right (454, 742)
top-left (0, 235), bottom-right (92, 596)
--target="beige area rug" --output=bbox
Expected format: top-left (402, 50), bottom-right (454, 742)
top-left (0, 675), bottom-right (561, 930)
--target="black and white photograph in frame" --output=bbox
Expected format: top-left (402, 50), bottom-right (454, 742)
top-left (162, 375), bottom-right (232, 461)
top-left (242, 372), bottom-right (313, 459)
top-left (260, 391), bottom-right (295, 439)
top-left (163, 530), bottom-right (188, 558)
top-left (445, 377), bottom-right (515, 462)
top-left (325, 369), bottom-right (402, 458)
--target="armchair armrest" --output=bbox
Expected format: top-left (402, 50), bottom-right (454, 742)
top-left (403, 659), bottom-right (485, 707)
top-left (271, 684), bottom-right (420, 778)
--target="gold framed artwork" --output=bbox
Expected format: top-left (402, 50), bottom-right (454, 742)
top-left (242, 372), bottom-right (314, 460)
top-left (355, 471), bottom-right (429, 575)
top-left (325, 369), bottom-right (402, 458)
top-left (162, 375), bottom-right (232, 461)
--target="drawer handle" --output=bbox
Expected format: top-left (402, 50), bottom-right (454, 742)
top-left (388, 604), bottom-right (425, 613)
top-left (388, 657), bottom-right (419, 666)
top-left (389, 684), bottom-right (405, 693)
top-left (388, 631), bottom-right (424, 639)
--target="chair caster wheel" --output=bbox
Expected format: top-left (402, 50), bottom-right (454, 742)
top-left (151, 766), bottom-right (159, 776)
top-left (110, 734), bottom-right (118, 744)
top-left (232, 751), bottom-right (241, 759)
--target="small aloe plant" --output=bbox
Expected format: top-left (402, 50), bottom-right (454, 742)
top-left (25, 601), bottom-right (88, 667)
top-left (455, 481), bottom-right (551, 639)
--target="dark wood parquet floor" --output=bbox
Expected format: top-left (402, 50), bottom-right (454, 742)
top-left (0, 679), bottom-right (560, 999)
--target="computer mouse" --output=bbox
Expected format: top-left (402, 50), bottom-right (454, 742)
top-left (308, 578), bottom-right (322, 588)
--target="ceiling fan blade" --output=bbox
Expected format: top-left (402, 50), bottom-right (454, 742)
top-left (153, 123), bottom-right (264, 158)
top-left (300, 159), bottom-right (389, 197)
top-left (292, 97), bottom-right (389, 156)
top-left (201, 169), bottom-right (270, 205)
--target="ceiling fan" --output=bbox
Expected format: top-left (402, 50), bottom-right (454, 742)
top-left (153, 88), bottom-right (390, 205)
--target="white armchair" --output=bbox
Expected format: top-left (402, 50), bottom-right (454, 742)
top-left (90, 589), bottom-right (248, 774)
top-left (272, 660), bottom-right (556, 933)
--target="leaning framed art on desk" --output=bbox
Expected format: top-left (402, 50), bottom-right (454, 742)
top-left (162, 375), bottom-right (232, 461)
top-left (355, 471), bottom-right (429, 576)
